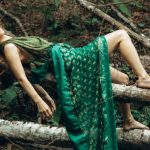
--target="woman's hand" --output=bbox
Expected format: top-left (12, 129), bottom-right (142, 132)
top-left (42, 94), bottom-right (56, 112)
top-left (33, 84), bottom-right (56, 113)
top-left (36, 100), bottom-right (53, 119)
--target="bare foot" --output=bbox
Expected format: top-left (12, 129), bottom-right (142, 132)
top-left (136, 77), bottom-right (150, 89)
top-left (123, 116), bottom-right (149, 131)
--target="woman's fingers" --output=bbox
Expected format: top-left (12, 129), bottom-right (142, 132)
top-left (42, 111), bottom-right (49, 118)
top-left (43, 108), bottom-right (53, 118)
top-left (40, 111), bottom-right (50, 120)
top-left (44, 109), bottom-right (52, 118)
top-left (40, 112), bottom-right (46, 120)
top-left (44, 95), bottom-right (56, 111)
top-left (51, 100), bottom-right (56, 111)
top-left (46, 109), bottom-right (52, 117)
top-left (49, 98), bottom-right (56, 111)
top-left (38, 101), bottom-right (53, 119)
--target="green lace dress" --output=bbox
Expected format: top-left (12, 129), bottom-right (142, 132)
top-left (1, 36), bottom-right (117, 150)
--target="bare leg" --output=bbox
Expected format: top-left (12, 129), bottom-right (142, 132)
top-left (105, 30), bottom-right (150, 88)
top-left (110, 66), bottom-right (149, 130)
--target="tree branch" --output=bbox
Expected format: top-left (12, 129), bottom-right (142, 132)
top-left (117, 128), bottom-right (150, 150)
top-left (112, 84), bottom-right (150, 104)
top-left (0, 7), bottom-right (28, 36)
top-left (76, 0), bottom-right (150, 48)
top-left (111, 6), bottom-right (139, 33)
top-left (86, 0), bottom-right (134, 7)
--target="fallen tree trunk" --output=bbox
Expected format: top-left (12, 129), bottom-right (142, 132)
top-left (117, 128), bottom-right (150, 150)
top-left (0, 119), bottom-right (150, 150)
top-left (112, 84), bottom-right (150, 104)
top-left (0, 119), bottom-right (69, 144)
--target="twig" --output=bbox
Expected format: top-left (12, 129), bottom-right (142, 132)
top-left (43, 138), bottom-right (61, 150)
top-left (98, 9), bottom-right (109, 35)
top-left (86, 0), bottom-right (135, 7)
top-left (111, 6), bottom-right (139, 32)
top-left (6, 137), bottom-right (25, 150)
top-left (0, 7), bottom-right (28, 36)
top-left (15, 140), bottom-right (73, 150)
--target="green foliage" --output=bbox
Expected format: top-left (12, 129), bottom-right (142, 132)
top-left (138, 22), bottom-right (146, 28)
top-left (91, 18), bottom-right (100, 25)
top-left (42, 6), bottom-right (53, 20)
top-left (54, 0), bottom-right (61, 7)
top-left (41, 4), bottom-right (62, 34)
top-left (48, 106), bottom-right (62, 126)
top-left (131, 1), bottom-right (143, 8)
top-left (132, 106), bottom-right (150, 126)
top-left (7, 114), bottom-right (19, 121)
top-left (112, 0), bottom-right (131, 17)
top-left (115, 103), bottom-right (150, 127)
top-left (1, 85), bottom-right (19, 105)
top-left (47, 20), bottom-right (61, 33)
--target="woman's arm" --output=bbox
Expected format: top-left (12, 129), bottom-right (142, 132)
top-left (3, 43), bottom-right (53, 119)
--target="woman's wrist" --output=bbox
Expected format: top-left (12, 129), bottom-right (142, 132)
top-left (33, 94), bottom-right (43, 104)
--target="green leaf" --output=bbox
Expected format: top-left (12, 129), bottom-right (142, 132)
top-left (54, 0), bottom-right (61, 7)
top-left (133, 1), bottom-right (143, 8)
top-left (48, 106), bottom-right (61, 126)
top-left (1, 85), bottom-right (19, 105)
top-left (138, 22), bottom-right (145, 28)
top-left (113, 0), bottom-right (131, 17)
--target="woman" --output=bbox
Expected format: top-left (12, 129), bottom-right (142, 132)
top-left (0, 26), bottom-right (150, 150)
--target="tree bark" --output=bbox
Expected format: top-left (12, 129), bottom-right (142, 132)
top-left (112, 84), bottom-right (150, 104)
top-left (0, 119), bottom-right (69, 143)
top-left (0, 119), bottom-right (150, 150)
top-left (117, 128), bottom-right (150, 150)
top-left (75, 0), bottom-right (150, 48)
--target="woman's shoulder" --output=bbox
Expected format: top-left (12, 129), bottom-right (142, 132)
top-left (0, 36), bottom-right (13, 46)
top-left (0, 36), bottom-right (16, 54)
top-left (4, 43), bottom-right (16, 50)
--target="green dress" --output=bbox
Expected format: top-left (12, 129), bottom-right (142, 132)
top-left (1, 36), bottom-right (118, 150)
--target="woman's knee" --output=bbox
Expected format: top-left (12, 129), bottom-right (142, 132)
top-left (104, 29), bottom-right (130, 54)
top-left (117, 29), bottom-right (130, 41)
